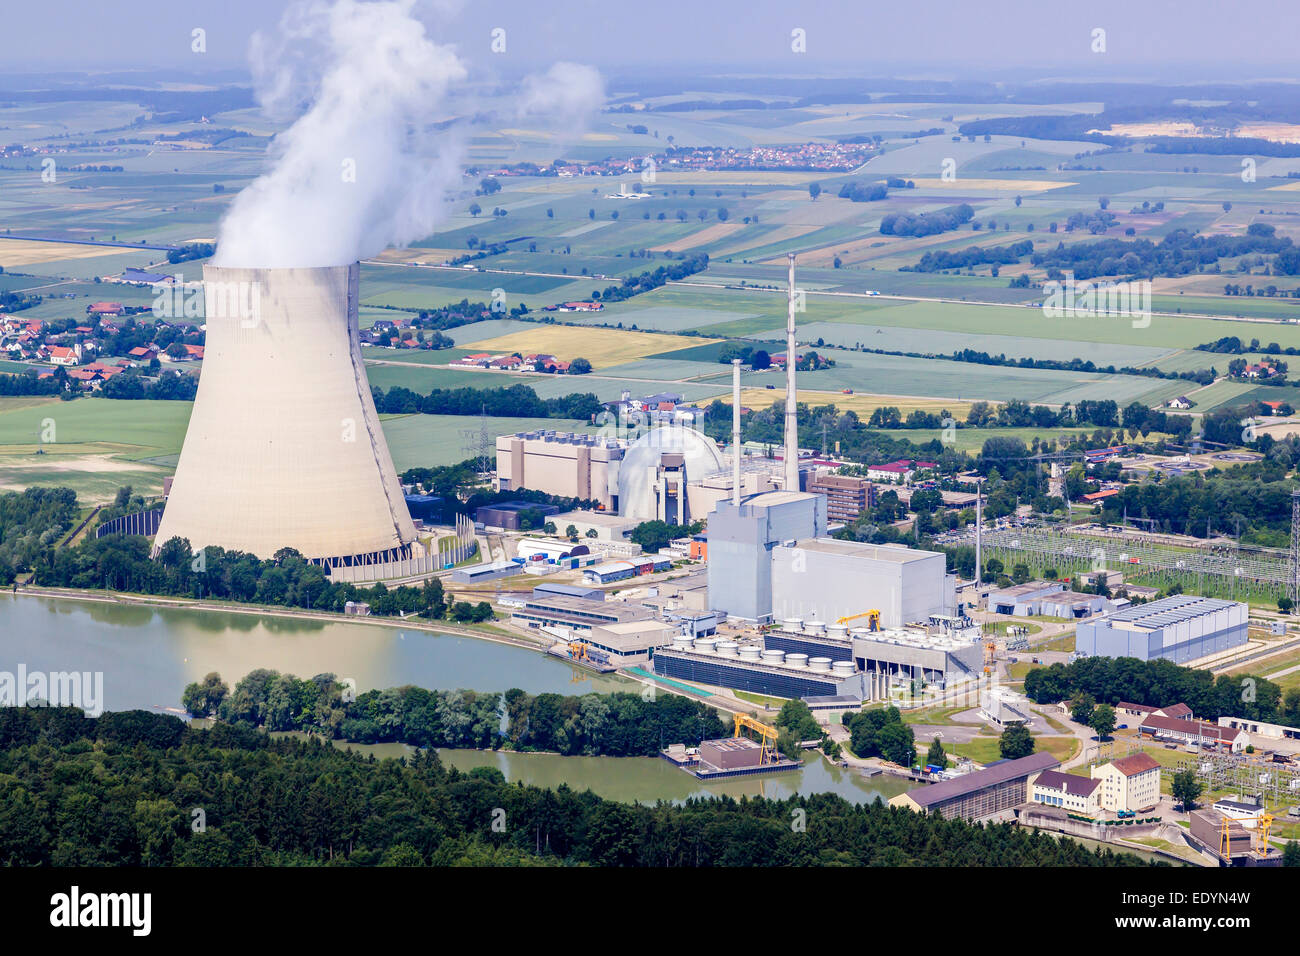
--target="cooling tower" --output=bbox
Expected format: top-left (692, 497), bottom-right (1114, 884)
top-left (153, 264), bottom-right (417, 566)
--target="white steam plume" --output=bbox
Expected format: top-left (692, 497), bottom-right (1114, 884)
top-left (516, 62), bottom-right (606, 126)
top-left (214, 0), bottom-right (467, 268)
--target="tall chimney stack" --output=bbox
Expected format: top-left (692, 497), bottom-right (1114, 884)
top-left (784, 253), bottom-right (799, 492)
top-left (732, 358), bottom-right (742, 506)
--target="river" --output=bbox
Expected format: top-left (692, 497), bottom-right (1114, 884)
top-left (0, 593), bottom-right (629, 711)
top-left (2, 592), bottom-right (917, 804)
top-left (335, 741), bottom-right (914, 806)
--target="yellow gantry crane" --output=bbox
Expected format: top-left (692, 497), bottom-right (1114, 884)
top-left (836, 609), bottom-right (881, 631)
top-left (733, 714), bottom-right (780, 765)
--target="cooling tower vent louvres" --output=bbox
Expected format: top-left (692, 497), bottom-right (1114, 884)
top-left (153, 264), bottom-right (416, 566)
top-left (808, 657), bottom-right (832, 673)
top-left (739, 645), bottom-right (762, 661)
top-left (831, 661), bottom-right (856, 678)
top-left (785, 653), bottom-right (809, 670)
top-left (760, 649), bottom-right (785, 665)
top-left (715, 641), bottom-right (739, 658)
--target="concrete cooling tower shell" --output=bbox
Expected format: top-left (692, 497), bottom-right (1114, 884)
top-left (153, 264), bottom-right (416, 564)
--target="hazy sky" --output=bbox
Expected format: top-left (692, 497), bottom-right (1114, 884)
top-left (4, 0), bottom-right (1300, 81)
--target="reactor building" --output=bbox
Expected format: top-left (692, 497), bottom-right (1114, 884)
top-left (154, 264), bottom-right (417, 567)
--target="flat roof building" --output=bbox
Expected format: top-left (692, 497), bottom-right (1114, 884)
top-left (770, 537), bottom-right (956, 629)
top-left (582, 620), bottom-right (678, 666)
top-left (510, 594), bottom-right (653, 633)
top-left (987, 581), bottom-right (1113, 619)
top-left (1076, 595), bottom-right (1248, 663)
top-left (474, 500), bottom-right (561, 531)
top-left (808, 473), bottom-right (876, 522)
top-left (451, 559), bottom-right (522, 583)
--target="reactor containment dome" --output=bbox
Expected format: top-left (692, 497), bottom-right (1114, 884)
top-left (153, 263), bottom-right (417, 568)
top-left (617, 424), bottom-right (726, 523)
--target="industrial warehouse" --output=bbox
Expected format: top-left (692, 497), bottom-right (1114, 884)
top-left (1075, 595), bottom-right (1249, 663)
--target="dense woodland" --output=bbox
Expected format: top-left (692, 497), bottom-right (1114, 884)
top-left (1024, 656), bottom-right (1293, 725)
top-left (185, 669), bottom-right (730, 757)
top-left (0, 707), bottom-right (1157, 867)
top-left (371, 382), bottom-right (602, 420)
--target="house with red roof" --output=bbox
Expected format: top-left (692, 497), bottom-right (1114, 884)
top-left (47, 345), bottom-right (79, 367)
top-left (86, 302), bottom-right (124, 316)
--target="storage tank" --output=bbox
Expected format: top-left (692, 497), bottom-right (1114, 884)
top-left (739, 645), bottom-right (762, 662)
top-left (804, 621), bottom-right (827, 637)
top-left (808, 656), bottom-right (832, 673)
top-left (715, 641), bottom-right (739, 658)
top-left (827, 624), bottom-right (849, 641)
top-left (785, 653), bottom-right (809, 670)
top-left (831, 660), bottom-right (856, 678)
top-left (760, 649), bottom-right (785, 666)
top-left (693, 637), bottom-right (718, 655)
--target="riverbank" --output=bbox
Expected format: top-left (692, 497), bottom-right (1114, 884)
top-left (11, 583), bottom-right (554, 654)
top-left (0, 591), bottom-right (635, 709)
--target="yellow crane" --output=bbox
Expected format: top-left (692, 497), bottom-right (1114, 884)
top-left (836, 609), bottom-right (881, 631)
top-left (733, 713), bottom-right (780, 765)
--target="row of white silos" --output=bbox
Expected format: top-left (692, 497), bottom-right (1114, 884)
top-left (674, 635), bottom-right (852, 676)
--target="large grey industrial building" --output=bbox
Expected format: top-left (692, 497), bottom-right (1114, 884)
top-left (705, 490), bottom-right (956, 627)
top-left (1075, 595), bottom-right (1249, 663)
top-left (706, 490), bottom-right (827, 622)
top-left (770, 538), bottom-right (956, 626)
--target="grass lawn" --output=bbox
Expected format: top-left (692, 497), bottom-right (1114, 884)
top-left (733, 690), bottom-right (789, 710)
top-left (1038, 632), bottom-right (1077, 653)
top-left (984, 620), bottom-right (1043, 637)
top-left (899, 704), bottom-right (972, 726)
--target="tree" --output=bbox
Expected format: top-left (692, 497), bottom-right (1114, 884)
top-left (1070, 691), bottom-right (1096, 725)
top-left (1089, 703), bottom-right (1116, 741)
top-left (468, 202), bottom-right (481, 217)
top-left (565, 524), bottom-right (579, 541)
top-left (569, 358), bottom-right (592, 375)
top-left (750, 349), bottom-right (771, 370)
top-left (875, 721), bottom-right (916, 767)
top-left (542, 522), bottom-right (557, 535)
top-left (181, 672), bottom-right (228, 717)
top-left (809, 182), bottom-right (821, 201)
top-left (1279, 596), bottom-right (1294, 614)
top-left (926, 736), bottom-right (947, 769)
top-left (999, 723), bottom-right (1035, 760)
top-left (584, 528), bottom-right (598, 538)
top-left (1284, 841), bottom-right (1300, 867)
top-left (1171, 768), bottom-right (1203, 811)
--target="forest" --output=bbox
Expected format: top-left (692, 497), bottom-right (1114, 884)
top-left (184, 669), bottom-right (730, 756)
top-left (0, 706), bottom-right (1159, 867)
top-left (371, 381), bottom-right (602, 420)
top-left (1024, 656), bottom-right (1291, 725)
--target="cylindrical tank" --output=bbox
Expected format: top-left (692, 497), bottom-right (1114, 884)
top-left (760, 649), bottom-right (785, 666)
top-left (739, 645), bottom-right (762, 661)
top-left (804, 621), bottom-right (826, 637)
top-left (785, 653), bottom-right (809, 670)
top-left (827, 624), bottom-right (849, 641)
top-left (782, 617), bottom-right (803, 633)
top-left (831, 660), bottom-right (856, 678)
top-left (808, 656), bottom-right (832, 673)
top-left (693, 637), bottom-right (718, 655)
top-left (715, 641), bottom-right (739, 658)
